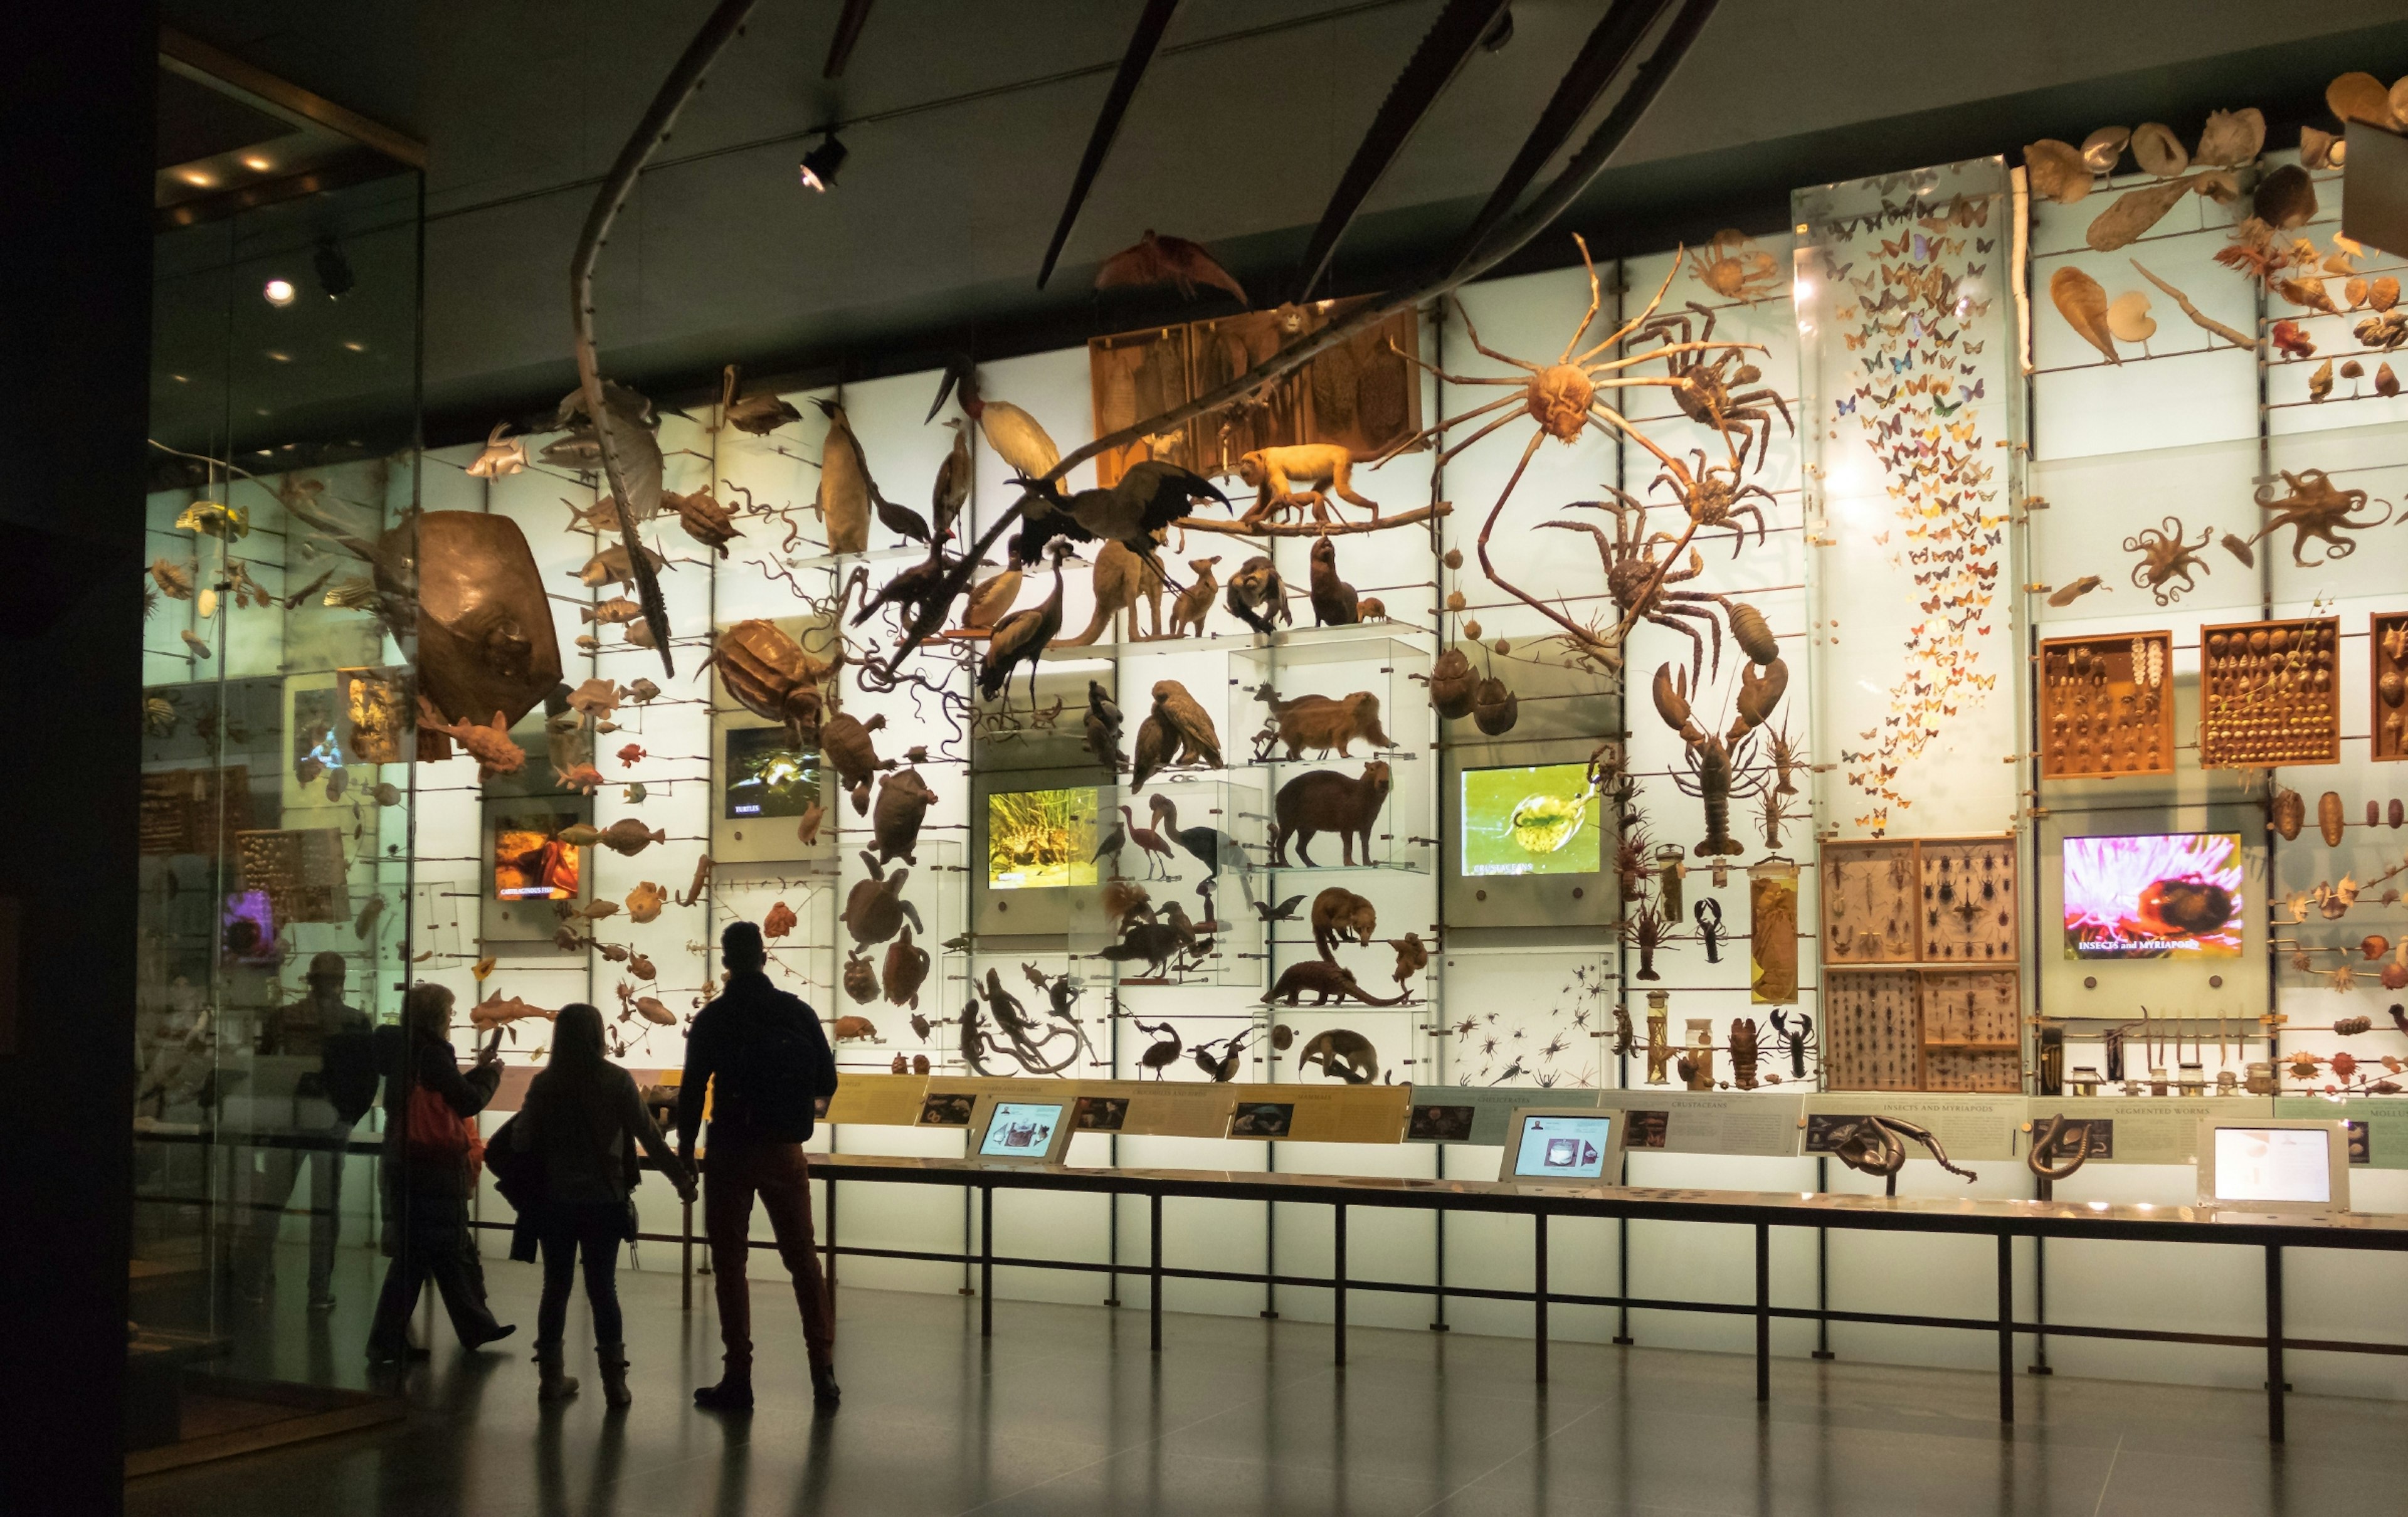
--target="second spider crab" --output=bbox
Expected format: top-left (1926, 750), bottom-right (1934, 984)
top-left (1629, 301), bottom-right (1795, 475)
top-left (1538, 490), bottom-right (1742, 680)
top-left (1686, 229), bottom-right (1783, 304)
top-left (1656, 448), bottom-right (1774, 558)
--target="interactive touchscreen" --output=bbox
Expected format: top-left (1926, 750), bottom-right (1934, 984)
top-left (494, 812), bottom-right (582, 901)
top-left (2212, 1127), bottom-right (2332, 1205)
top-left (725, 727), bottom-right (821, 820)
top-left (2063, 832), bottom-right (2243, 959)
top-left (986, 788), bottom-right (1097, 890)
top-left (979, 1101), bottom-right (1066, 1158)
top-left (1512, 1114), bottom-right (1616, 1180)
top-left (1462, 763), bottom-right (1601, 877)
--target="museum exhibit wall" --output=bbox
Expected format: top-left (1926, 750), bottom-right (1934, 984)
top-left (137, 124), bottom-right (2408, 1395)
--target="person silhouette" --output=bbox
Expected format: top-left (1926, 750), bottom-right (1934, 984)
top-left (236, 951), bottom-right (377, 1308)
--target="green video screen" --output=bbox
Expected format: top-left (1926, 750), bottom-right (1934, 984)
top-left (1460, 763), bottom-right (1600, 877)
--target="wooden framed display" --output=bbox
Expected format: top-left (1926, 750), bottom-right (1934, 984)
top-left (1821, 839), bottom-right (1920, 963)
top-left (1822, 970), bottom-right (1920, 1090)
top-left (1824, 966), bottom-right (2023, 1093)
top-left (1918, 969), bottom-right (2021, 1092)
top-left (2374, 612), bottom-right (2408, 762)
top-left (2199, 616), bottom-right (2340, 768)
top-left (2038, 632), bottom-right (2173, 778)
top-left (1916, 837), bottom-right (2018, 965)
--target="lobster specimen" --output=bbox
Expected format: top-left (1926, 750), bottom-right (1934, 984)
top-left (1824, 1115), bottom-right (1977, 1184)
top-left (1653, 654), bottom-right (1787, 857)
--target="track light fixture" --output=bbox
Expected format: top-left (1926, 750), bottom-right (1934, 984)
top-left (798, 131), bottom-right (848, 192)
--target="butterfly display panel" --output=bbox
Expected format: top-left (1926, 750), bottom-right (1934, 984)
top-left (1793, 158), bottom-right (2022, 840)
top-left (1916, 836), bottom-right (2019, 964)
top-left (2199, 616), bottom-right (2341, 768)
top-left (1820, 838), bottom-right (1920, 964)
top-left (2038, 632), bottom-right (2175, 779)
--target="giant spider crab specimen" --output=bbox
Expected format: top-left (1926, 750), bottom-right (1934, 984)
top-left (2249, 467), bottom-right (2392, 568)
top-left (1629, 301), bottom-right (1794, 474)
top-left (1375, 238), bottom-right (1772, 667)
top-left (2123, 517), bottom-right (2214, 606)
top-left (1542, 491), bottom-right (1737, 679)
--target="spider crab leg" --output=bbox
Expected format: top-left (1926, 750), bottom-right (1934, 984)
top-left (1476, 431), bottom-right (1620, 665)
top-left (1572, 255), bottom-right (1682, 368)
top-left (1558, 233), bottom-right (1604, 364)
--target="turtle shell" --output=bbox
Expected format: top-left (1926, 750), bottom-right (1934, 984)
top-left (709, 620), bottom-right (827, 743)
top-left (842, 953), bottom-right (879, 1005)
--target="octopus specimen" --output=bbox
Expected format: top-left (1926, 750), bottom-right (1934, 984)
top-left (2122, 517), bottom-right (2213, 606)
top-left (2249, 468), bottom-right (2390, 568)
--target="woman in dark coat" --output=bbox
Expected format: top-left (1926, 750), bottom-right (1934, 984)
top-left (509, 1002), bottom-right (695, 1404)
top-left (366, 983), bottom-right (515, 1362)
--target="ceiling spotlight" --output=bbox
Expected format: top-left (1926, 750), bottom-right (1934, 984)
top-left (180, 169), bottom-right (214, 188)
top-left (241, 154), bottom-right (273, 172)
top-left (314, 237), bottom-right (356, 299)
top-left (263, 278), bottom-right (297, 306)
top-left (798, 132), bottom-right (848, 192)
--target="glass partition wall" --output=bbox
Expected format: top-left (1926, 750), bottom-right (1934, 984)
top-left (129, 163), bottom-right (423, 1469)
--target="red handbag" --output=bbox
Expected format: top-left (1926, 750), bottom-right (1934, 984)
top-left (404, 1082), bottom-right (485, 1180)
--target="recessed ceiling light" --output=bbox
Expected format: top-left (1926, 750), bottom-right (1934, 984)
top-left (181, 169), bottom-right (214, 188)
top-left (342, 340), bottom-right (366, 352)
top-left (169, 374), bottom-right (188, 383)
top-left (241, 155), bottom-right (273, 172)
top-left (265, 350), bottom-right (292, 362)
top-left (263, 278), bottom-right (297, 306)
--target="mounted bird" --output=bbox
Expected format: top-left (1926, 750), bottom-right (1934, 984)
top-left (978, 539), bottom-right (1074, 707)
top-left (927, 358), bottom-right (1060, 480)
top-left (1122, 803), bottom-right (1174, 880)
top-left (1010, 460), bottom-right (1226, 586)
top-left (719, 364), bottom-right (801, 435)
top-left (1084, 679), bottom-right (1124, 772)
top-left (931, 418), bottom-right (971, 537)
top-left (1151, 792), bottom-right (1255, 906)
top-left (1134, 1020), bottom-right (1185, 1079)
top-left (1130, 679), bottom-right (1220, 791)
top-left (1224, 554), bottom-right (1291, 635)
top-left (813, 398), bottom-right (875, 554)
top-left (963, 546), bottom-right (1025, 634)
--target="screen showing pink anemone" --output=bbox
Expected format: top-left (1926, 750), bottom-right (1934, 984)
top-left (2062, 832), bottom-right (2244, 959)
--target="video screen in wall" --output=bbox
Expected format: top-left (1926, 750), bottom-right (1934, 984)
top-left (2062, 832), bottom-right (2243, 959)
top-left (725, 726), bottom-right (821, 820)
top-left (986, 788), bottom-right (1097, 891)
top-left (494, 812), bottom-right (583, 901)
top-left (1460, 763), bottom-right (1601, 877)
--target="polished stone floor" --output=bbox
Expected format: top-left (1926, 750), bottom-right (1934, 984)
top-left (129, 1250), bottom-right (2403, 1516)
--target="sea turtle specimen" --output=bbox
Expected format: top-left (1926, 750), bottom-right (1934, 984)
top-left (840, 852), bottom-right (922, 948)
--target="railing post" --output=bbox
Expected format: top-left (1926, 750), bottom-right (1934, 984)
top-left (2265, 1244), bottom-right (2286, 1442)
top-left (1995, 1230), bottom-right (2014, 1424)
top-left (1534, 1208), bottom-right (1550, 1385)
top-left (979, 1184), bottom-right (993, 1338)
top-left (1149, 1189), bottom-right (1163, 1352)
top-left (1754, 1222), bottom-right (1770, 1402)
top-left (1333, 1202), bottom-right (1348, 1368)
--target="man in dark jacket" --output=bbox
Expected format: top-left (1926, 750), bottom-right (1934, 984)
top-left (680, 920), bottom-right (842, 1410)
top-left (364, 982), bottom-right (515, 1362)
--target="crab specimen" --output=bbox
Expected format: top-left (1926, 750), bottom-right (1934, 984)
top-left (1540, 490), bottom-right (1738, 679)
top-left (1685, 228), bottom-right (1782, 304)
top-left (2121, 517), bottom-right (2214, 605)
top-left (1629, 301), bottom-right (1795, 473)
top-left (1654, 449), bottom-right (1773, 558)
top-left (2248, 468), bottom-right (2391, 568)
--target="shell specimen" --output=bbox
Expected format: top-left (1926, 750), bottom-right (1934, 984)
top-left (2049, 268), bottom-right (2118, 364)
top-left (2319, 791), bottom-right (2345, 848)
